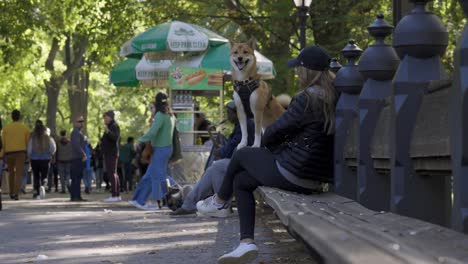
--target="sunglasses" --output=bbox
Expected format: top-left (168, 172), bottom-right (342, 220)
top-left (77, 120), bottom-right (84, 123)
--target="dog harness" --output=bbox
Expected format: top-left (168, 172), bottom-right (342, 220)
top-left (233, 79), bottom-right (261, 119)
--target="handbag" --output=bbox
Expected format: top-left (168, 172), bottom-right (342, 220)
top-left (170, 127), bottom-right (182, 163)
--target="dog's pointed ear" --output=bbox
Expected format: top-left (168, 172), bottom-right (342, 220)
top-left (246, 37), bottom-right (256, 50)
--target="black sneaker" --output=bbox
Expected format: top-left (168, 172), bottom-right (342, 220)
top-left (84, 187), bottom-right (90, 194)
top-left (170, 208), bottom-right (196, 216)
top-left (70, 197), bottom-right (87, 202)
top-left (21, 188), bottom-right (27, 194)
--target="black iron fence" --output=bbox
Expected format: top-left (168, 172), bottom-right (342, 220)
top-left (333, 0), bottom-right (468, 233)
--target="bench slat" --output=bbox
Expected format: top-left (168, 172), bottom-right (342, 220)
top-left (257, 187), bottom-right (468, 264)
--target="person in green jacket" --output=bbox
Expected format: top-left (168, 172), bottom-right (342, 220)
top-left (129, 92), bottom-right (175, 210)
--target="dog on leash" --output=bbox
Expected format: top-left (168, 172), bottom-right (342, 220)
top-left (230, 38), bottom-right (285, 149)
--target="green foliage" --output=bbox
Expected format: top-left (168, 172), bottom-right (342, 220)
top-left (0, 0), bottom-right (465, 144)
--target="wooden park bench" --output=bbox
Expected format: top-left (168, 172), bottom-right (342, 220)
top-left (254, 1), bottom-right (468, 263)
top-left (257, 187), bottom-right (468, 264)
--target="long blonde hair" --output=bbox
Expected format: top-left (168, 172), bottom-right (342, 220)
top-left (32, 120), bottom-right (50, 153)
top-left (296, 66), bottom-right (337, 135)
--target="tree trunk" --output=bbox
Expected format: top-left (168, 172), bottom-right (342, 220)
top-left (68, 68), bottom-right (90, 134)
top-left (45, 35), bottom-right (87, 134)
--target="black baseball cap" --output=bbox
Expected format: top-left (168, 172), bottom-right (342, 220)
top-left (287, 45), bottom-right (331, 71)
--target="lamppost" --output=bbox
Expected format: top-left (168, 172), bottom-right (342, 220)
top-left (294, 0), bottom-right (312, 50)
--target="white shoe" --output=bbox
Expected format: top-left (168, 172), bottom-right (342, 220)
top-left (128, 200), bottom-right (146, 210)
top-left (39, 186), bottom-right (46, 200)
top-left (142, 202), bottom-right (160, 211)
top-left (196, 196), bottom-right (228, 217)
top-left (103, 196), bottom-right (121, 203)
top-left (217, 243), bottom-right (258, 264)
top-left (197, 200), bottom-right (233, 218)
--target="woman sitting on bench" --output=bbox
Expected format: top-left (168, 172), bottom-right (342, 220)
top-left (198, 45), bottom-right (337, 264)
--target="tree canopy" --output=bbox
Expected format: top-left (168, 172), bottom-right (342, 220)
top-left (0, 0), bottom-right (464, 145)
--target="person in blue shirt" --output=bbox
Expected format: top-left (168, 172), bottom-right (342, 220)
top-left (170, 101), bottom-right (254, 216)
top-left (83, 139), bottom-right (93, 194)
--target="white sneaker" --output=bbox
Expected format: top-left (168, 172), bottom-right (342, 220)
top-left (39, 186), bottom-right (46, 200)
top-left (197, 196), bottom-right (228, 217)
top-left (128, 200), bottom-right (146, 210)
top-left (217, 243), bottom-right (258, 264)
top-left (142, 202), bottom-right (160, 211)
top-left (103, 196), bottom-right (121, 203)
top-left (197, 200), bottom-right (233, 218)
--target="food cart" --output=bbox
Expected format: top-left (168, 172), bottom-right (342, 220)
top-left (167, 66), bottom-right (225, 184)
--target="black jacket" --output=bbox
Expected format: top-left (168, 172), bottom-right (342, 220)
top-left (101, 120), bottom-right (120, 157)
top-left (263, 88), bottom-right (334, 183)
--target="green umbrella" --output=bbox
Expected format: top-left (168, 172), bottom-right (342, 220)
top-left (131, 21), bottom-right (228, 53)
top-left (110, 58), bottom-right (140, 87)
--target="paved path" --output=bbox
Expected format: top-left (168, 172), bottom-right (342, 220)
top-left (0, 192), bottom-right (315, 264)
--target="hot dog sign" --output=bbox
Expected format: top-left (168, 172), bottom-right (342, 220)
top-left (169, 66), bottom-right (223, 90)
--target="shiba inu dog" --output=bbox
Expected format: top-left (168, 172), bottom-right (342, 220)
top-left (230, 38), bottom-right (285, 149)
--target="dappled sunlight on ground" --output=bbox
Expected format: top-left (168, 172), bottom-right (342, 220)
top-left (0, 192), bottom-right (315, 264)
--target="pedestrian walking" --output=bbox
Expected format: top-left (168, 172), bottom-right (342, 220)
top-left (27, 120), bottom-right (56, 199)
top-left (120, 137), bottom-right (136, 192)
top-left (101, 110), bottom-right (121, 202)
top-left (70, 116), bottom-right (87, 202)
top-left (56, 130), bottom-right (72, 194)
top-left (2, 110), bottom-right (30, 200)
top-left (129, 92), bottom-right (175, 210)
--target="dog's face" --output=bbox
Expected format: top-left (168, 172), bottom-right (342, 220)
top-left (230, 38), bottom-right (257, 75)
top-left (164, 185), bottom-right (194, 211)
top-left (165, 186), bottom-right (183, 211)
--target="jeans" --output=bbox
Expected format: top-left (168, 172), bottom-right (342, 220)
top-left (58, 162), bottom-right (71, 192)
top-left (181, 159), bottom-right (230, 211)
top-left (31, 160), bottom-right (50, 195)
top-left (21, 163), bottom-right (29, 190)
top-left (132, 146), bottom-right (172, 206)
top-left (83, 168), bottom-right (93, 190)
top-left (218, 148), bottom-right (313, 240)
top-left (70, 159), bottom-right (84, 200)
top-left (47, 163), bottom-right (58, 191)
top-left (95, 168), bottom-right (103, 189)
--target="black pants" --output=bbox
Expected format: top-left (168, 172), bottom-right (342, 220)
top-left (70, 159), bottom-right (84, 200)
top-left (218, 148), bottom-right (312, 240)
top-left (105, 155), bottom-right (119, 197)
top-left (123, 162), bottom-right (134, 191)
top-left (31, 160), bottom-right (50, 195)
